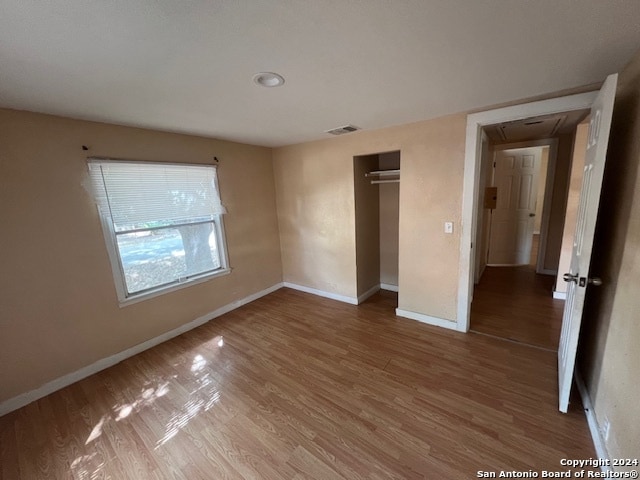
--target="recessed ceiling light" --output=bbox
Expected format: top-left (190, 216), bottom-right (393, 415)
top-left (253, 72), bottom-right (285, 88)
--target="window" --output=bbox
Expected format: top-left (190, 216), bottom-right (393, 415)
top-left (88, 159), bottom-right (230, 304)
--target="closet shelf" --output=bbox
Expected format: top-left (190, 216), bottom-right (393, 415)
top-left (365, 169), bottom-right (400, 177)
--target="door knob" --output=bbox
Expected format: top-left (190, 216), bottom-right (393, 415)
top-left (529, 213), bottom-right (536, 217)
top-left (563, 273), bottom-right (578, 283)
top-left (588, 277), bottom-right (603, 286)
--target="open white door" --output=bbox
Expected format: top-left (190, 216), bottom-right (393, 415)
top-left (558, 73), bottom-right (617, 413)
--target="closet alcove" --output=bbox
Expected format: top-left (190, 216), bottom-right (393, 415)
top-left (353, 150), bottom-right (400, 306)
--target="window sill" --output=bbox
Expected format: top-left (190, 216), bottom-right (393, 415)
top-left (117, 267), bottom-right (232, 307)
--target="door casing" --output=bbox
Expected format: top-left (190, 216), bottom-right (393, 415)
top-left (457, 91), bottom-right (599, 332)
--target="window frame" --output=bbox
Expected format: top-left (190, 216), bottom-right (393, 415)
top-left (89, 159), bottom-right (231, 306)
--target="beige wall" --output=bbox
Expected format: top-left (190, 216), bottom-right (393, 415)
top-left (379, 152), bottom-right (400, 287)
top-left (272, 139), bottom-right (359, 298)
top-left (555, 121), bottom-right (589, 294)
top-left (0, 109), bottom-right (283, 404)
top-left (273, 114), bottom-right (466, 321)
top-left (580, 50), bottom-right (640, 466)
top-left (354, 155), bottom-right (381, 296)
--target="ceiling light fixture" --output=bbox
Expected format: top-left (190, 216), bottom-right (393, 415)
top-left (253, 72), bottom-right (285, 87)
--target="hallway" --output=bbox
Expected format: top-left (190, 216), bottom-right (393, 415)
top-left (470, 264), bottom-right (564, 350)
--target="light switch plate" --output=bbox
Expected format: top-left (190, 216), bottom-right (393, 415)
top-left (444, 222), bottom-right (453, 234)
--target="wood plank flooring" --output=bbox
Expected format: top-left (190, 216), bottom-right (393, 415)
top-left (0, 288), bottom-right (595, 479)
top-left (470, 265), bottom-right (564, 350)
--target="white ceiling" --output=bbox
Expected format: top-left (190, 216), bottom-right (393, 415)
top-left (1, 1), bottom-right (639, 147)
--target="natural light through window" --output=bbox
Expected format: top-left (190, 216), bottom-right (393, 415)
top-left (75, 337), bottom-right (226, 473)
top-left (88, 159), bottom-right (230, 303)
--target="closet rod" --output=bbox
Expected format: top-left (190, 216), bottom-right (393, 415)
top-left (371, 179), bottom-right (400, 184)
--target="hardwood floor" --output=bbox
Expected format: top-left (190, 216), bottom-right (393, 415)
top-left (0, 288), bottom-right (595, 479)
top-left (470, 265), bottom-right (564, 350)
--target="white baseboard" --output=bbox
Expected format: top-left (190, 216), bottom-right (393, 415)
top-left (380, 283), bottom-right (399, 292)
top-left (553, 290), bottom-right (567, 300)
top-left (0, 283), bottom-right (284, 417)
top-left (357, 284), bottom-right (381, 304)
top-left (283, 281), bottom-right (396, 304)
top-left (395, 308), bottom-right (461, 332)
top-left (574, 370), bottom-right (611, 472)
top-left (282, 282), bottom-right (358, 305)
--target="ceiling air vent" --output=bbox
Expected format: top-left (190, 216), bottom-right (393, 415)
top-left (325, 124), bottom-right (360, 135)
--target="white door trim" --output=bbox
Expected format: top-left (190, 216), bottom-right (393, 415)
top-left (457, 91), bottom-right (598, 332)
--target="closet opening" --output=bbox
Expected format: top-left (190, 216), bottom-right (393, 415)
top-left (353, 150), bottom-right (400, 308)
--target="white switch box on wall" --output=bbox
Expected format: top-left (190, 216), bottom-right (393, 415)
top-left (444, 222), bottom-right (454, 234)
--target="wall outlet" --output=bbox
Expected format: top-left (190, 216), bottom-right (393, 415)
top-left (444, 222), bottom-right (454, 234)
top-left (602, 417), bottom-right (611, 442)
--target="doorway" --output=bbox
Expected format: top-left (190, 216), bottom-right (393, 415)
top-left (460, 75), bottom-right (617, 413)
top-left (457, 91), bottom-right (599, 332)
top-left (469, 113), bottom-right (590, 349)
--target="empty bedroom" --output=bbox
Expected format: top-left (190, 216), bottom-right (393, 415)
top-left (1, 1), bottom-right (639, 478)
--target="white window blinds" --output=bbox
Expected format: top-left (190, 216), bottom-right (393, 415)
top-left (88, 160), bottom-right (226, 232)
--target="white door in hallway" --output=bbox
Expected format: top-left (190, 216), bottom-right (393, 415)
top-left (558, 73), bottom-right (617, 413)
top-left (488, 147), bottom-right (542, 265)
